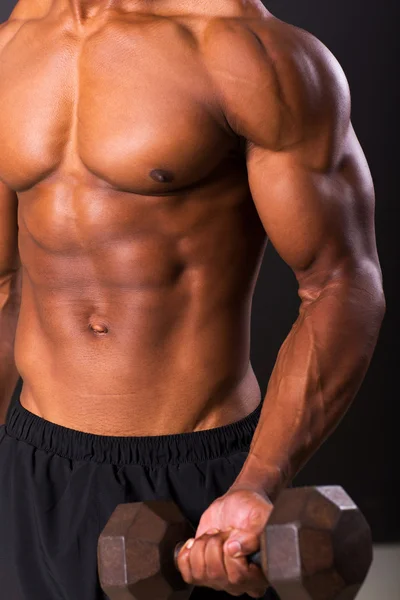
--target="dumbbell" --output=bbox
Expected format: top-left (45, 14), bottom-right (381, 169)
top-left (98, 486), bottom-right (372, 600)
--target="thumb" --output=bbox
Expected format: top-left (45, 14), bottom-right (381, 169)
top-left (224, 528), bottom-right (261, 559)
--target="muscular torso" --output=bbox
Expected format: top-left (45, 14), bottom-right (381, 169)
top-left (0, 0), bottom-right (277, 434)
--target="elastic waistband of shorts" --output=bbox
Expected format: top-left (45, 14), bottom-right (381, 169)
top-left (5, 395), bottom-right (263, 467)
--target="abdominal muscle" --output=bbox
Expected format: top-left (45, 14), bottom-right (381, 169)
top-left (15, 268), bottom-right (262, 436)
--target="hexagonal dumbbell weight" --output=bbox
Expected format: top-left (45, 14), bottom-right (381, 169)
top-left (98, 486), bottom-right (373, 600)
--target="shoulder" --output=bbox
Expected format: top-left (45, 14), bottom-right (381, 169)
top-left (0, 19), bottom-right (26, 54)
top-left (202, 14), bottom-right (351, 152)
top-left (0, 0), bottom-right (49, 39)
top-left (0, 0), bottom-right (42, 46)
top-left (0, 0), bottom-right (51, 55)
top-left (8, 0), bottom-right (50, 20)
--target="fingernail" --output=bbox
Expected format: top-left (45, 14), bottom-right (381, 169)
top-left (185, 538), bottom-right (195, 550)
top-left (227, 541), bottom-right (242, 557)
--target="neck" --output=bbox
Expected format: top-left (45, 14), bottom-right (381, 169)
top-left (67, 0), bottom-right (126, 20)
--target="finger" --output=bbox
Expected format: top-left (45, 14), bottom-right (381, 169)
top-left (223, 542), bottom-right (268, 596)
top-left (246, 563), bottom-right (269, 597)
top-left (224, 549), bottom-right (252, 592)
top-left (204, 534), bottom-right (227, 585)
top-left (176, 538), bottom-right (195, 585)
top-left (188, 535), bottom-right (209, 583)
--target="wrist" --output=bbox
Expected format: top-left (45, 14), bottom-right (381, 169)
top-left (230, 454), bottom-right (287, 503)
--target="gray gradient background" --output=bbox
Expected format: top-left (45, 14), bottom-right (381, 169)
top-left (1, 0), bottom-right (398, 542)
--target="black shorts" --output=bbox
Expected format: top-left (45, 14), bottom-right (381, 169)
top-left (0, 394), bottom-right (279, 600)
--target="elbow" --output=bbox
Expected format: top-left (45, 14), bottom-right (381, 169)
top-left (351, 258), bottom-right (386, 322)
top-left (299, 256), bottom-right (386, 318)
top-left (375, 289), bottom-right (386, 326)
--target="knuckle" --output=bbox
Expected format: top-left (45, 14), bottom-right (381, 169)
top-left (191, 566), bottom-right (205, 582)
top-left (191, 560), bottom-right (206, 582)
top-left (224, 587), bottom-right (243, 597)
top-left (180, 571), bottom-right (193, 585)
top-left (207, 580), bottom-right (225, 591)
top-left (249, 589), bottom-right (268, 598)
top-left (249, 508), bottom-right (262, 519)
top-left (207, 566), bottom-right (224, 580)
top-left (249, 508), bottom-right (266, 525)
top-left (229, 570), bottom-right (247, 586)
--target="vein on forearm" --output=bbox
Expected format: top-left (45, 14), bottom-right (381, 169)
top-left (243, 275), bottom-right (384, 496)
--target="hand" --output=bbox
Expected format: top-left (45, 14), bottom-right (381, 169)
top-left (176, 486), bottom-right (274, 597)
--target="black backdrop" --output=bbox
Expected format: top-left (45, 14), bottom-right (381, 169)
top-left (1, 0), bottom-right (398, 542)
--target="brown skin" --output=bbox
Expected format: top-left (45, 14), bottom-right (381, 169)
top-left (0, 0), bottom-right (385, 596)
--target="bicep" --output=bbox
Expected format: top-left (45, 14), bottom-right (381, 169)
top-left (0, 180), bottom-right (20, 281)
top-left (246, 124), bottom-right (379, 287)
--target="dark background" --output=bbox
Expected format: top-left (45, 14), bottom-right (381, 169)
top-left (1, 0), bottom-right (398, 542)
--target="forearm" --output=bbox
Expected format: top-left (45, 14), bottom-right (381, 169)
top-left (0, 269), bottom-right (21, 424)
top-left (233, 266), bottom-right (385, 502)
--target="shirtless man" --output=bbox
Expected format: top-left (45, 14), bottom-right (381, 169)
top-left (0, 0), bottom-right (385, 598)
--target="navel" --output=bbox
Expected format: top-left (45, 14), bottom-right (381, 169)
top-left (149, 169), bottom-right (174, 183)
top-left (88, 322), bottom-right (109, 335)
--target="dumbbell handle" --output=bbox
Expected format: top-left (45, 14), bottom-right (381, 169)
top-left (174, 541), bottom-right (261, 569)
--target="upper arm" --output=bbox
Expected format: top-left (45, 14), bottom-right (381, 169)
top-left (0, 180), bottom-right (20, 283)
top-left (0, 21), bottom-right (21, 285)
top-left (204, 18), bottom-right (382, 298)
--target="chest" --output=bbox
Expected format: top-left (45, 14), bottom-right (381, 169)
top-left (0, 18), bottom-right (234, 194)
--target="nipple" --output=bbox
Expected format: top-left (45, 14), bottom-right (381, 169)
top-left (149, 169), bottom-right (174, 183)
